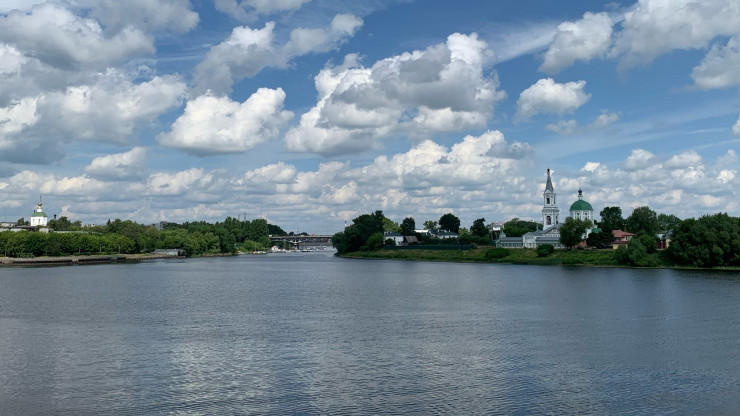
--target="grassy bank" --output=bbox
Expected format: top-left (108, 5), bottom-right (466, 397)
top-left (340, 246), bottom-right (624, 267)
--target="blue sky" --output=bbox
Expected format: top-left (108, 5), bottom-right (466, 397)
top-left (0, 0), bottom-right (738, 233)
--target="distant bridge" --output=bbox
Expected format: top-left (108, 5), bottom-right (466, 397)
top-left (269, 235), bottom-right (333, 248)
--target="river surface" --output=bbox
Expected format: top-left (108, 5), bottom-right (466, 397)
top-left (1, 253), bottom-right (739, 415)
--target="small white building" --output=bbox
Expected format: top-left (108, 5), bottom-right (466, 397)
top-left (30, 201), bottom-right (48, 227)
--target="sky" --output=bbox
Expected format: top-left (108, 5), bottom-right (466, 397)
top-left (0, 0), bottom-right (739, 234)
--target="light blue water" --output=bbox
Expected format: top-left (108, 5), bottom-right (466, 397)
top-left (1, 253), bottom-right (739, 414)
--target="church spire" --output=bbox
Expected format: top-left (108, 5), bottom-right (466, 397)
top-left (542, 169), bottom-right (559, 228)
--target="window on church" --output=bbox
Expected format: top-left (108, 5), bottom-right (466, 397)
top-left (546, 216), bottom-right (551, 225)
top-left (546, 197), bottom-right (550, 204)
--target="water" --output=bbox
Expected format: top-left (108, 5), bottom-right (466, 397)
top-left (1, 253), bottom-right (739, 414)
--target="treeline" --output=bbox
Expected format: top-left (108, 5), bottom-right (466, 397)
top-left (0, 217), bottom-right (287, 257)
top-left (332, 211), bottom-right (493, 254)
top-left (335, 208), bottom-right (740, 269)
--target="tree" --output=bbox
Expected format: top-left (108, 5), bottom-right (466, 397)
top-left (598, 206), bottom-right (624, 232)
top-left (382, 217), bottom-right (400, 233)
top-left (332, 211), bottom-right (386, 254)
top-left (470, 218), bottom-right (488, 238)
top-left (657, 213), bottom-right (681, 232)
top-left (625, 206), bottom-right (660, 236)
top-left (268, 224), bottom-right (287, 236)
top-left (502, 218), bottom-right (538, 237)
top-left (423, 220), bottom-right (437, 231)
top-left (536, 244), bottom-right (554, 257)
top-left (439, 213), bottom-right (461, 233)
top-left (667, 213), bottom-right (740, 268)
top-left (49, 216), bottom-right (72, 231)
top-left (400, 217), bottom-right (416, 236)
top-left (586, 229), bottom-right (613, 249)
top-left (559, 217), bottom-right (592, 249)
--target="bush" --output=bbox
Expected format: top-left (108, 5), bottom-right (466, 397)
top-left (485, 247), bottom-right (509, 260)
top-left (536, 244), bottom-right (555, 257)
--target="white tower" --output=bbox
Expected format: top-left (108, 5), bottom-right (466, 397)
top-left (541, 169), bottom-right (560, 228)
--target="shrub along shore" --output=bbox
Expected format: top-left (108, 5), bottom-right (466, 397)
top-left (338, 246), bottom-right (740, 270)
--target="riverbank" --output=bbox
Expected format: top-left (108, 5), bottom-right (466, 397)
top-left (340, 247), bottom-right (740, 271)
top-left (0, 253), bottom-right (186, 267)
top-left (339, 246), bottom-right (621, 265)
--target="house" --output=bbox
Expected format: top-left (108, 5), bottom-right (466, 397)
top-left (611, 230), bottom-right (636, 249)
top-left (433, 230), bottom-right (458, 239)
top-left (404, 235), bottom-right (419, 245)
top-left (384, 232), bottom-right (404, 246)
top-left (658, 230), bottom-right (673, 249)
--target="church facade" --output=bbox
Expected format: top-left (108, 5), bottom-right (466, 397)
top-left (30, 200), bottom-right (48, 227)
top-left (496, 169), bottom-right (593, 249)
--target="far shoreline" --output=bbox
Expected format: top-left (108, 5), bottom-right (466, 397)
top-left (336, 247), bottom-right (740, 272)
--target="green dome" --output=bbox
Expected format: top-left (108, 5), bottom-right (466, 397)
top-left (569, 199), bottom-right (593, 211)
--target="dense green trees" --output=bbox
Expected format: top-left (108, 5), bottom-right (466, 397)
top-left (400, 217), bottom-right (416, 236)
top-left (439, 213), bottom-right (461, 233)
top-left (625, 206), bottom-right (660, 236)
top-left (423, 220), bottom-right (437, 231)
top-left (470, 218), bottom-right (488, 238)
top-left (332, 211), bottom-right (386, 254)
top-left (666, 213), bottom-right (740, 268)
top-left (598, 206), bottom-right (624, 232)
top-left (559, 218), bottom-right (592, 249)
top-left (502, 218), bottom-right (538, 237)
top-left (0, 215), bottom-right (281, 258)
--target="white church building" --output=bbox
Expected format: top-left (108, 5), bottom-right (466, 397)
top-left (30, 200), bottom-right (49, 227)
top-left (497, 169), bottom-right (594, 249)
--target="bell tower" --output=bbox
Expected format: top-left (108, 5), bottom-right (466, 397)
top-left (541, 169), bottom-right (559, 228)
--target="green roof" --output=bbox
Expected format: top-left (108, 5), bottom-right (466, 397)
top-left (569, 199), bottom-right (593, 211)
top-left (31, 211), bottom-right (47, 217)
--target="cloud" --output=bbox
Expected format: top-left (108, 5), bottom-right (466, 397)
top-left (591, 110), bottom-right (620, 128)
top-left (85, 147), bottom-right (147, 180)
top-left (0, 3), bottom-right (153, 70)
top-left (78, 0), bottom-right (199, 34)
top-left (665, 150), bottom-right (702, 169)
top-left (0, 69), bottom-right (186, 163)
top-left (691, 36), bottom-right (740, 89)
top-left (45, 70), bottom-right (187, 143)
top-left (540, 12), bottom-right (614, 73)
top-left (0, 97), bottom-right (38, 136)
top-left (611, 0), bottom-right (740, 68)
top-left (285, 33), bottom-right (505, 155)
top-left (193, 14), bottom-right (362, 94)
top-left (624, 148), bottom-right (657, 170)
top-left (734, 115), bottom-right (740, 136)
top-left (516, 78), bottom-right (590, 120)
top-left (546, 119), bottom-right (579, 135)
top-left (214, 0), bottom-right (310, 21)
top-left (158, 88), bottom-right (293, 155)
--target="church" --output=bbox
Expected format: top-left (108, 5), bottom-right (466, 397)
top-left (496, 169), bottom-right (594, 249)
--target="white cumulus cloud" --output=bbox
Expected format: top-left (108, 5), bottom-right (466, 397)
top-left (611, 0), bottom-right (740, 68)
top-left (85, 147), bottom-right (147, 180)
top-left (540, 12), bottom-right (614, 73)
top-left (0, 3), bottom-right (154, 70)
top-left (691, 36), bottom-right (740, 89)
top-left (158, 88), bottom-right (293, 155)
top-left (193, 14), bottom-right (362, 95)
top-left (285, 33), bottom-right (505, 155)
top-left (516, 78), bottom-right (590, 120)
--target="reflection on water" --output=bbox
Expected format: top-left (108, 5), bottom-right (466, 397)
top-left (1, 254), bottom-right (739, 414)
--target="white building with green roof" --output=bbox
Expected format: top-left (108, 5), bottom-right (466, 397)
top-left (30, 201), bottom-right (48, 227)
top-left (569, 188), bottom-right (593, 222)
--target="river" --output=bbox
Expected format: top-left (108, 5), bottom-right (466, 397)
top-left (1, 253), bottom-right (739, 414)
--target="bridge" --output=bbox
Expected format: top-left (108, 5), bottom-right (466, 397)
top-left (269, 235), bottom-right (333, 249)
